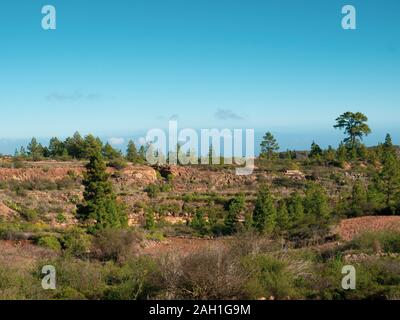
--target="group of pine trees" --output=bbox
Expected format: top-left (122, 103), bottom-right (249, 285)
top-left (14, 132), bottom-right (147, 164)
top-left (223, 183), bottom-right (330, 235)
top-left (258, 112), bottom-right (400, 218)
top-left (259, 111), bottom-right (377, 164)
top-left (341, 134), bottom-right (400, 216)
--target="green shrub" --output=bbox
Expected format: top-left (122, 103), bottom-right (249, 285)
top-left (61, 228), bottom-right (92, 257)
top-left (190, 210), bottom-right (208, 235)
top-left (350, 231), bottom-right (400, 254)
top-left (160, 183), bottom-right (172, 193)
top-left (144, 184), bottom-right (160, 198)
top-left (46, 258), bottom-right (106, 299)
top-left (0, 264), bottom-right (49, 299)
top-left (36, 235), bottom-right (62, 251)
top-left (103, 257), bottom-right (162, 300)
top-left (54, 287), bottom-right (87, 300)
top-left (21, 208), bottom-right (39, 222)
top-left (144, 210), bottom-right (156, 230)
top-left (308, 257), bottom-right (400, 300)
top-left (145, 231), bottom-right (164, 242)
top-left (243, 254), bottom-right (300, 299)
top-left (108, 158), bottom-right (128, 170)
top-left (4, 201), bottom-right (40, 222)
top-left (56, 213), bottom-right (67, 223)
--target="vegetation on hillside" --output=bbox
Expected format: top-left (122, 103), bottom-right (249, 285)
top-left (1, 111), bottom-right (400, 300)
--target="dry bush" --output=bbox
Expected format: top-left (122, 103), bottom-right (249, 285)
top-left (224, 231), bottom-right (280, 257)
top-left (91, 229), bottom-right (142, 262)
top-left (156, 233), bottom-right (313, 300)
top-left (158, 243), bottom-right (251, 300)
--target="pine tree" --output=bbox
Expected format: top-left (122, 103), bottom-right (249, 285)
top-left (19, 146), bottom-right (27, 158)
top-left (224, 194), bottom-right (245, 234)
top-left (260, 132), bottom-right (279, 159)
top-left (309, 141), bottom-right (323, 159)
top-left (102, 142), bottom-right (121, 160)
top-left (138, 145), bottom-right (147, 163)
top-left (356, 143), bottom-right (368, 160)
top-left (348, 144), bottom-right (358, 161)
top-left (48, 137), bottom-right (66, 158)
top-left (333, 112), bottom-right (371, 150)
top-left (126, 140), bottom-right (140, 163)
top-left (285, 149), bottom-right (294, 160)
top-left (190, 210), bottom-right (207, 234)
top-left (377, 151), bottom-right (400, 213)
top-left (208, 144), bottom-right (216, 164)
top-left (287, 193), bottom-right (305, 224)
top-left (253, 185), bottom-right (277, 234)
top-left (323, 145), bottom-right (336, 165)
top-left (77, 151), bottom-right (127, 232)
top-left (303, 183), bottom-right (330, 220)
top-left (337, 142), bottom-right (348, 165)
top-left (276, 200), bottom-right (290, 231)
top-left (144, 210), bottom-right (156, 230)
top-left (65, 131), bottom-right (85, 159)
top-left (383, 133), bottom-right (395, 156)
top-left (349, 180), bottom-right (368, 217)
top-left (27, 137), bottom-right (44, 161)
top-left (83, 135), bottom-right (103, 158)
top-left (244, 212), bottom-right (254, 231)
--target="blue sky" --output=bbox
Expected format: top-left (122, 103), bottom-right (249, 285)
top-left (0, 0), bottom-right (399, 153)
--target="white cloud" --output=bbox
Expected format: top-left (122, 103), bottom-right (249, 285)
top-left (46, 90), bottom-right (103, 102)
top-left (108, 137), bottom-right (125, 146)
top-left (138, 137), bottom-right (146, 145)
top-left (214, 109), bottom-right (243, 120)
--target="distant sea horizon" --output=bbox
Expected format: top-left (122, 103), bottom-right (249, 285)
top-left (1, 127), bottom-right (398, 156)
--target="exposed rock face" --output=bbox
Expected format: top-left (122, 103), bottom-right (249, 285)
top-left (112, 165), bottom-right (158, 185)
top-left (284, 170), bottom-right (305, 180)
top-left (0, 167), bottom-right (83, 182)
top-left (0, 163), bottom-right (158, 186)
top-left (0, 201), bottom-right (16, 219)
top-left (155, 165), bottom-right (257, 192)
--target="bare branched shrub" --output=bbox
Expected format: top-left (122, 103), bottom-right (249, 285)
top-left (92, 229), bottom-right (141, 262)
top-left (158, 243), bottom-right (251, 300)
top-left (224, 231), bottom-right (280, 257)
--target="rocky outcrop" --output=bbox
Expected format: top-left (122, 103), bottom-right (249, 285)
top-left (0, 162), bottom-right (158, 186)
top-left (155, 165), bottom-right (258, 192)
top-left (0, 167), bottom-right (82, 182)
top-left (113, 165), bottom-right (158, 185)
top-left (284, 170), bottom-right (305, 180)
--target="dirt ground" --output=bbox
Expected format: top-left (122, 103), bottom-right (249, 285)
top-left (2, 216), bottom-right (400, 264)
top-left (141, 237), bottom-right (219, 257)
top-left (336, 216), bottom-right (400, 241)
top-left (140, 216), bottom-right (400, 256)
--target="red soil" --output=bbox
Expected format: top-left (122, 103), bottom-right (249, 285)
top-left (337, 216), bottom-right (400, 241)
